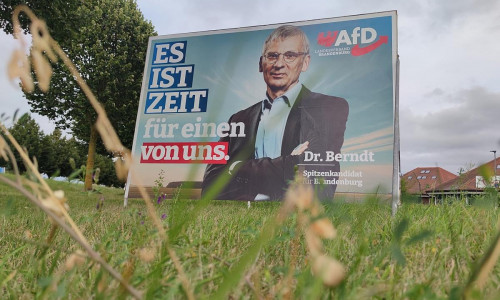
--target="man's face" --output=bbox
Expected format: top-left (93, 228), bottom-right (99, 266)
top-left (260, 35), bottom-right (310, 98)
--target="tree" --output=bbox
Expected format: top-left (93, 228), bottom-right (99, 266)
top-left (38, 129), bottom-right (58, 176)
top-left (1, 0), bottom-right (156, 190)
top-left (59, 137), bottom-right (86, 177)
top-left (2, 114), bottom-right (44, 173)
top-left (94, 153), bottom-right (124, 187)
top-left (39, 128), bottom-right (83, 177)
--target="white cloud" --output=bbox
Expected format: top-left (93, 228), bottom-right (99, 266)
top-left (401, 86), bottom-right (500, 173)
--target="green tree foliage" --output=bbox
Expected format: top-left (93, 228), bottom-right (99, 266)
top-left (0, 0), bottom-right (156, 190)
top-left (94, 153), bottom-right (123, 187)
top-left (38, 128), bottom-right (84, 177)
top-left (0, 114), bottom-right (123, 187)
top-left (0, 1), bottom-right (80, 38)
top-left (4, 114), bottom-right (43, 173)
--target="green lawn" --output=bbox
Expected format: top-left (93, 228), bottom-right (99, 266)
top-left (1, 175), bottom-right (499, 299)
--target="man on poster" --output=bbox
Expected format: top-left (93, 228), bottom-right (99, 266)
top-left (202, 25), bottom-right (349, 200)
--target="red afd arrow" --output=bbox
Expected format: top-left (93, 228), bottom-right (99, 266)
top-left (351, 35), bottom-right (388, 56)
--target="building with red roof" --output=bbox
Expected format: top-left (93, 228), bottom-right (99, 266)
top-left (402, 167), bottom-right (457, 196)
top-left (427, 159), bottom-right (500, 202)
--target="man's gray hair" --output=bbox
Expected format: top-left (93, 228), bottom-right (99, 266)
top-left (262, 25), bottom-right (310, 55)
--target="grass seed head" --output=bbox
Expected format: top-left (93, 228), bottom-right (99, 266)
top-left (31, 50), bottom-right (52, 92)
top-left (29, 19), bottom-right (57, 62)
top-left (138, 247), bottom-right (156, 263)
top-left (65, 250), bottom-right (86, 271)
top-left (305, 227), bottom-right (323, 257)
top-left (285, 180), bottom-right (313, 211)
top-left (310, 217), bottom-right (337, 239)
top-left (24, 230), bottom-right (32, 239)
top-left (114, 153), bottom-right (131, 181)
top-left (0, 135), bottom-right (9, 161)
top-left (312, 255), bottom-right (346, 287)
top-left (96, 115), bottom-right (125, 153)
top-left (40, 190), bottom-right (69, 224)
top-left (54, 189), bottom-right (69, 210)
top-left (8, 50), bottom-right (34, 93)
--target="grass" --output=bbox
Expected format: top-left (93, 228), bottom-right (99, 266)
top-left (4, 5), bottom-right (500, 299)
top-left (1, 174), bottom-right (500, 299)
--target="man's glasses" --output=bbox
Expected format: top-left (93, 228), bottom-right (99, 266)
top-left (264, 51), bottom-right (308, 63)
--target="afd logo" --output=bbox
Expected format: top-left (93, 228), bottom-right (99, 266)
top-left (317, 27), bottom-right (388, 56)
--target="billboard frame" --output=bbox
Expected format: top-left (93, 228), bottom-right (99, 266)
top-left (124, 11), bottom-right (400, 212)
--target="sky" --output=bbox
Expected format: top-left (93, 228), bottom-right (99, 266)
top-left (1, 0), bottom-right (499, 175)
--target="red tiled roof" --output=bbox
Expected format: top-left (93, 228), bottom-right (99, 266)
top-left (432, 159), bottom-right (499, 192)
top-left (402, 167), bottom-right (457, 194)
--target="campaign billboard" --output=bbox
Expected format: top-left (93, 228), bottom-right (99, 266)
top-left (125, 11), bottom-right (398, 201)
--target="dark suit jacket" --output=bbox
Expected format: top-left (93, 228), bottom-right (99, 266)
top-left (202, 85), bottom-right (349, 200)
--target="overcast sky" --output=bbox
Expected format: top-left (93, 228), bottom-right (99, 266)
top-left (1, 0), bottom-right (499, 174)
